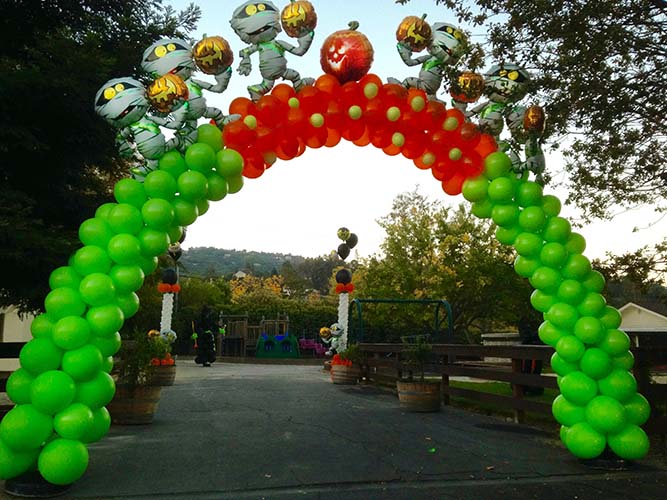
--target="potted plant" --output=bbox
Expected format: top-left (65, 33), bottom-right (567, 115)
top-left (330, 343), bottom-right (362, 385)
top-left (147, 330), bottom-right (177, 387)
top-left (396, 337), bottom-right (441, 412)
top-left (107, 330), bottom-right (164, 424)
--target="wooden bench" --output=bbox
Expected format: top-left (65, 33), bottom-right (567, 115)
top-left (0, 342), bottom-right (26, 419)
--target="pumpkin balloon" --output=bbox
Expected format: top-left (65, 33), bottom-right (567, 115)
top-left (146, 74), bottom-right (189, 113)
top-left (396, 14), bottom-right (432, 52)
top-left (281, 0), bottom-right (318, 38)
top-left (320, 21), bottom-right (374, 84)
top-left (450, 71), bottom-right (485, 103)
top-left (524, 104), bottom-right (546, 134)
top-left (193, 36), bottom-right (234, 75)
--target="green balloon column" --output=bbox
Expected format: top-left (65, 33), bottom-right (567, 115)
top-left (0, 124), bottom-right (244, 485)
top-left (462, 152), bottom-right (651, 461)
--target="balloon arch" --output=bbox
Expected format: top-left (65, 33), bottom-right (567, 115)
top-left (0, 74), bottom-right (651, 486)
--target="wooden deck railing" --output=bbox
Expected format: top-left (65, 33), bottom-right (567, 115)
top-left (358, 343), bottom-right (667, 434)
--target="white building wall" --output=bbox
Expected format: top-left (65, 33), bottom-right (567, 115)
top-left (1, 306), bottom-right (34, 371)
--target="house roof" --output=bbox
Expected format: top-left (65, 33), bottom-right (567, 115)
top-left (619, 301), bottom-right (667, 331)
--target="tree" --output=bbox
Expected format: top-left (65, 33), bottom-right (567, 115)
top-left (0, 1), bottom-right (200, 312)
top-left (397, 0), bottom-right (667, 221)
top-left (357, 190), bottom-right (532, 342)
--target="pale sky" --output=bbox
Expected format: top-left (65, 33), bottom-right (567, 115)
top-left (160, 0), bottom-right (666, 261)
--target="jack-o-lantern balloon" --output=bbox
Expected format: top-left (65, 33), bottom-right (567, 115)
top-left (146, 73), bottom-right (189, 113)
top-left (193, 35), bottom-right (234, 75)
top-left (450, 71), bottom-right (485, 103)
top-left (281, 0), bottom-right (318, 38)
top-left (523, 105), bottom-right (546, 134)
top-left (396, 14), bottom-right (432, 52)
top-left (320, 21), bottom-right (374, 84)
top-left (319, 326), bottom-right (332, 341)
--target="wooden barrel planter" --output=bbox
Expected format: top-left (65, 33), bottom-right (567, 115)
top-left (107, 384), bottom-right (162, 425)
top-left (396, 380), bottom-right (442, 412)
top-left (150, 364), bottom-right (176, 386)
top-left (331, 364), bottom-right (360, 385)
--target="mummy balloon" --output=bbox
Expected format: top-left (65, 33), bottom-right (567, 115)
top-left (388, 22), bottom-right (467, 101)
top-left (230, 1), bottom-right (315, 100)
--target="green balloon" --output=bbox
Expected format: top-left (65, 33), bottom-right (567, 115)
top-left (107, 204), bottom-right (144, 235)
top-left (491, 204), bottom-right (520, 228)
top-left (529, 266), bottom-right (561, 294)
top-left (62, 345), bottom-right (104, 382)
top-left (515, 181), bottom-right (543, 207)
top-left (495, 225), bottom-right (520, 245)
top-left (19, 338), bottom-right (63, 375)
top-left (483, 151), bottom-right (511, 179)
top-left (6, 368), bottom-right (35, 405)
top-left (177, 170), bottom-right (209, 201)
top-left (573, 316), bottom-right (605, 344)
top-left (541, 194), bottom-right (562, 217)
top-left (487, 177), bottom-right (515, 204)
top-left (79, 273), bottom-right (116, 307)
top-left (0, 404), bottom-right (53, 451)
top-left (542, 216), bottom-right (571, 243)
top-left (226, 174), bottom-right (244, 194)
top-left (550, 352), bottom-right (578, 376)
top-left (94, 202), bottom-right (117, 221)
top-left (109, 265), bottom-right (144, 294)
top-left (75, 371), bottom-right (115, 409)
top-left (197, 123), bottom-right (223, 152)
top-left (167, 225), bottom-right (184, 245)
top-left (598, 369), bottom-right (637, 403)
top-left (552, 395), bottom-right (586, 427)
top-left (582, 270), bottom-right (605, 293)
top-left (80, 407), bottom-right (111, 444)
top-left (562, 254), bottom-right (592, 280)
top-left (539, 242), bottom-right (568, 269)
top-left (579, 348), bottom-right (612, 380)
top-left (158, 150), bottom-right (187, 178)
top-left (530, 290), bottom-right (556, 313)
top-left (54, 403), bottom-right (94, 440)
top-left (49, 266), bottom-right (82, 291)
top-left (557, 279), bottom-right (586, 305)
top-left (144, 170), bottom-right (178, 200)
top-left (598, 329), bottom-right (631, 356)
top-left (471, 199), bottom-right (493, 219)
top-left (141, 198), bottom-right (175, 231)
top-left (461, 177), bottom-right (489, 203)
top-left (116, 292), bottom-right (140, 319)
top-left (30, 313), bottom-right (55, 339)
top-left (514, 255), bottom-right (540, 278)
top-left (0, 437), bottom-right (39, 481)
top-left (556, 335), bottom-right (585, 362)
top-left (196, 198), bottom-right (210, 216)
top-left (137, 228), bottom-right (170, 257)
top-left (545, 302), bottom-right (579, 330)
top-left (565, 232), bottom-right (586, 254)
top-left (107, 234), bottom-right (142, 265)
top-left (71, 246), bottom-right (112, 276)
top-left (138, 255), bottom-right (159, 275)
top-left (172, 197), bottom-right (198, 226)
top-left (518, 206), bottom-right (546, 232)
top-left (101, 356), bottom-right (114, 373)
top-left (30, 370), bottom-right (76, 415)
top-left (114, 178), bottom-right (147, 208)
top-left (38, 438), bottom-right (89, 485)
top-left (565, 422), bottom-right (605, 459)
top-left (53, 316), bottom-right (91, 351)
top-left (537, 320), bottom-right (565, 346)
top-left (513, 232), bottom-right (543, 258)
top-left (608, 424), bottom-right (649, 460)
top-left (611, 351), bottom-right (635, 371)
top-left (559, 371), bottom-right (597, 406)
top-left (216, 148), bottom-right (244, 178)
top-left (86, 304), bottom-right (124, 336)
top-left (585, 395), bottom-right (627, 434)
top-left (559, 425), bottom-right (570, 443)
top-left (623, 393), bottom-right (650, 426)
top-left (90, 332), bottom-right (121, 357)
top-left (599, 306), bottom-right (622, 329)
top-left (206, 173), bottom-right (228, 201)
top-left (577, 292), bottom-right (607, 317)
top-left (185, 142), bottom-right (216, 174)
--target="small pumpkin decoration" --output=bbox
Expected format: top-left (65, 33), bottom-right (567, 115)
top-left (193, 35), bottom-right (234, 75)
top-left (146, 74), bottom-right (189, 113)
top-left (450, 71), bottom-right (485, 103)
top-left (396, 14), bottom-right (432, 52)
top-left (320, 21), bottom-right (374, 84)
top-left (523, 105), bottom-right (546, 134)
top-left (281, 0), bottom-right (318, 38)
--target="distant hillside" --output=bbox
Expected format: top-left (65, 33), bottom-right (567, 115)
top-left (179, 247), bottom-right (307, 278)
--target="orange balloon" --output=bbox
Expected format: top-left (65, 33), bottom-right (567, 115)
top-left (474, 133), bottom-right (498, 158)
top-left (315, 74), bottom-right (341, 94)
top-left (442, 175), bottom-right (465, 195)
top-left (351, 127), bottom-right (370, 147)
top-left (382, 143), bottom-right (401, 156)
top-left (341, 120), bottom-right (366, 142)
top-left (325, 128), bottom-right (342, 147)
top-left (255, 95), bottom-right (284, 128)
top-left (229, 97), bottom-right (254, 116)
top-left (271, 83), bottom-right (296, 104)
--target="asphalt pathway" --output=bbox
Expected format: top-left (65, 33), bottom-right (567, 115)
top-left (5, 363), bottom-right (666, 499)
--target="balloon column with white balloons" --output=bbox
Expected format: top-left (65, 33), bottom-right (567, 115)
top-left (328, 227), bottom-right (358, 354)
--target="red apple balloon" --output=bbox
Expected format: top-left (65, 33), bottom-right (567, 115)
top-left (320, 21), bottom-right (374, 84)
